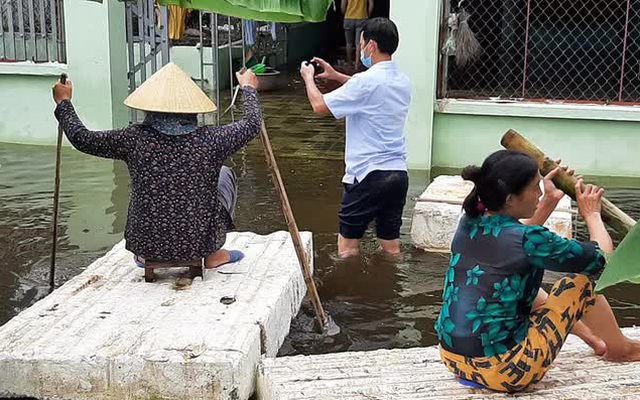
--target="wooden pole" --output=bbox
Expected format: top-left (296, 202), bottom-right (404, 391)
top-left (259, 122), bottom-right (329, 332)
top-left (501, 129), bottom-right (636, 237)
top-left (50, 73), bottom-right (67, 294)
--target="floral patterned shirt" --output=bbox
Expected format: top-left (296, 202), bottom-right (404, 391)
top-left (435, 214), bottom-right (605, 358)
top-left (54, 87), bottom-right (262, 261)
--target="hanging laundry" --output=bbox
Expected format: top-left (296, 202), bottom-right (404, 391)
top-left (168, 5), bottom-right (190, 40)
top-left (244, 19), bottom-right (257, 47)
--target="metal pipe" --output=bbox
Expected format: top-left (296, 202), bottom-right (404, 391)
top-left (57, 0), bottom-right (65, 63)
top-left (241, 18), bottom-right (246, 67)
top-left (50, 0), bottom-right (58, 61)
top-left (521, 0), bottom-right (532, 99)
top-left (17, 0), bottom-right (25, 59)
top-left (199, 11), bottom-right (204, 91)
top-left (213, 13), bottom-right (220, 125)
top-left (160, 5), bottom-right (169, 64)
top-left (126, 2), bottom-right (137, 123)
top-left (618, 0), bottom-right (632, 102)
top-left (7, 0), bottom-right (15, 59)
top-left (138, 0), bottom-right (146, 83)
top-left (148, 0), bottom-right (157, 74)
top-left (27, 0), bottom-right (36, 60)
top-left (227, 15), bottom-right (234, 122)
top-left (0, 1), bottom-right (6, 60)
top-left (38, 0), bottom-right (48, 61)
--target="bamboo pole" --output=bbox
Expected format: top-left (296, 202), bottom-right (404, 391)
top-left (501, 129), bottom-right (636, 237)
top-left (50, 73), bottom-right (67, 294)
top-left (259, 121), bottom-right (329, 332)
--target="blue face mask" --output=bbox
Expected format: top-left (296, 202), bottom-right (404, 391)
top-left (360, 43), bottom-right (373, 69)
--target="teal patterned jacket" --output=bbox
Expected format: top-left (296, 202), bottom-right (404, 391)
top-left (435, 214), bottom-right (605, 358)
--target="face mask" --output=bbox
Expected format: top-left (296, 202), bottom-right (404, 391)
top-left (360, 42), bottom-right (373, 69)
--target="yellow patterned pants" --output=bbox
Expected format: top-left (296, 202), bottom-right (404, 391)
top-left (440, 273), bottom-right (596, 393)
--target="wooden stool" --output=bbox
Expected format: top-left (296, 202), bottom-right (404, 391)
top-left (142, 259), bottom-right (204, 283)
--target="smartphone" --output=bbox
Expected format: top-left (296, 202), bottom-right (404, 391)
top-left (306, 60), bottom-right (324, 76)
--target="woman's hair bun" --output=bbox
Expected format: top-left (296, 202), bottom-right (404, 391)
top-left (461, 165), bottom-right (482, 183)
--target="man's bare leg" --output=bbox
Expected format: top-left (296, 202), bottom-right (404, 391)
top-left (378, 238), bottom-right (401, 256)
top-left (580, 294), bottom-right (640, 362)
top-left (338, 234), bottom-right (360, 258)
top-left (533, 289), bottom-right (607, 355)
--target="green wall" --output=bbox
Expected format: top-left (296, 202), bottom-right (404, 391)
top-left (0, 0), bottom-right (128, 146)
top-left (433, 113), bottom-right (640, 178)
top-left (390, 0), bottom-right (441, 171)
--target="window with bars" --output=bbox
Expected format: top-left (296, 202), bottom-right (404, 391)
top-left (439, 0), bottom-right (640, 104)
top-left (0, 0), bottom-right (66, 63)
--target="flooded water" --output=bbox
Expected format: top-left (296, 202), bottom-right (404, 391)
top-left (2, 80), bottom-right (640, 359)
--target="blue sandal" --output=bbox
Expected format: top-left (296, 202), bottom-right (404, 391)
top-left (458, 378), bottom-right (484, 389)
top-left (211, 250), bottom-right (245, 268)
top-left (134, 255), bottom-right (145, 268)
top-left (134, 251), bottom-right (244, 269)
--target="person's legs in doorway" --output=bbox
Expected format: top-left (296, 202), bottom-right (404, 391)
top-left (343, 19), bottom-right (356, 66)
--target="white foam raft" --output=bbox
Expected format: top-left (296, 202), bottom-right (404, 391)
top-left (0, 231), bottom-right (312, 400)
top-left (412, 175), bottom-right (574, 252)
top-left (258, 327), bottom-right (640, 399)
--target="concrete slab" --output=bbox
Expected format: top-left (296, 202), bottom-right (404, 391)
top-left (0, 231), bottom-right (312, 400)
top-left (411, 175), bottom-right (573, 252)
top-left (258, 327), bottom-right (640, 400)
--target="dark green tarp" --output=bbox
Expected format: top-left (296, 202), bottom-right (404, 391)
top-left (596, 222), bottom-right (640, 292)
top-left (157, 0), bottom-right (333, 23)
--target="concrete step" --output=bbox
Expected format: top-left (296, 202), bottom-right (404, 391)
top-left (0, 231), bottom-right (312, 400)
top-left (258, 327), bottom-right (640, 399)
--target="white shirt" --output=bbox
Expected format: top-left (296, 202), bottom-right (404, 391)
top-left (324, 61), bottom-right (412, 184)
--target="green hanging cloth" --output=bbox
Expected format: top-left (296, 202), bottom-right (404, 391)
top-left (157, 0), bottom-right (333, 23)
top-left (595, 222), bottom-right (640, 292)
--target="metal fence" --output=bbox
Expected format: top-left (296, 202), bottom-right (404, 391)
top-left (439, 0), bottom-right (640, 104)
top-left (0, 0), bottom-right (66, 63)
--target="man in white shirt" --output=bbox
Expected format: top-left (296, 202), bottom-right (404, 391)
top-left (301, 18), bottom-right (412, 258)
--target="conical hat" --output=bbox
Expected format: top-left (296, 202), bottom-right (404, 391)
top-left (124, 62), bottom-right (217, 113)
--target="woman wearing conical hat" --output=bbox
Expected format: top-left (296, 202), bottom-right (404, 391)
top-left (52, 63), bottom-right (261, 269)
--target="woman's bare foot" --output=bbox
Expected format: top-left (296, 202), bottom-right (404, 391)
top-left (205, 249), bottom-right (231, 269)
top-left (571, 319), bottom-right (607, 356)
top-left (580, 333), bottom-right (608, 356)
top-left (604, 339), bottom-right (640, 362)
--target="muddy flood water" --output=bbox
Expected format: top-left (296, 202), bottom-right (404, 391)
top-left (2, 80), bottom-right (640, 359)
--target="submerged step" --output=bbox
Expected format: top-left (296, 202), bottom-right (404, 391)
top-left (258, 327), bottom-right (640, 399)
top-left (0, 231), bottom-right (312, 400)
top-left (411, 175), bottom-right (573, 252)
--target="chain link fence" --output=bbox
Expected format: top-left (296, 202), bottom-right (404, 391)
top-left (440, 0), bottom-right (640, 103)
